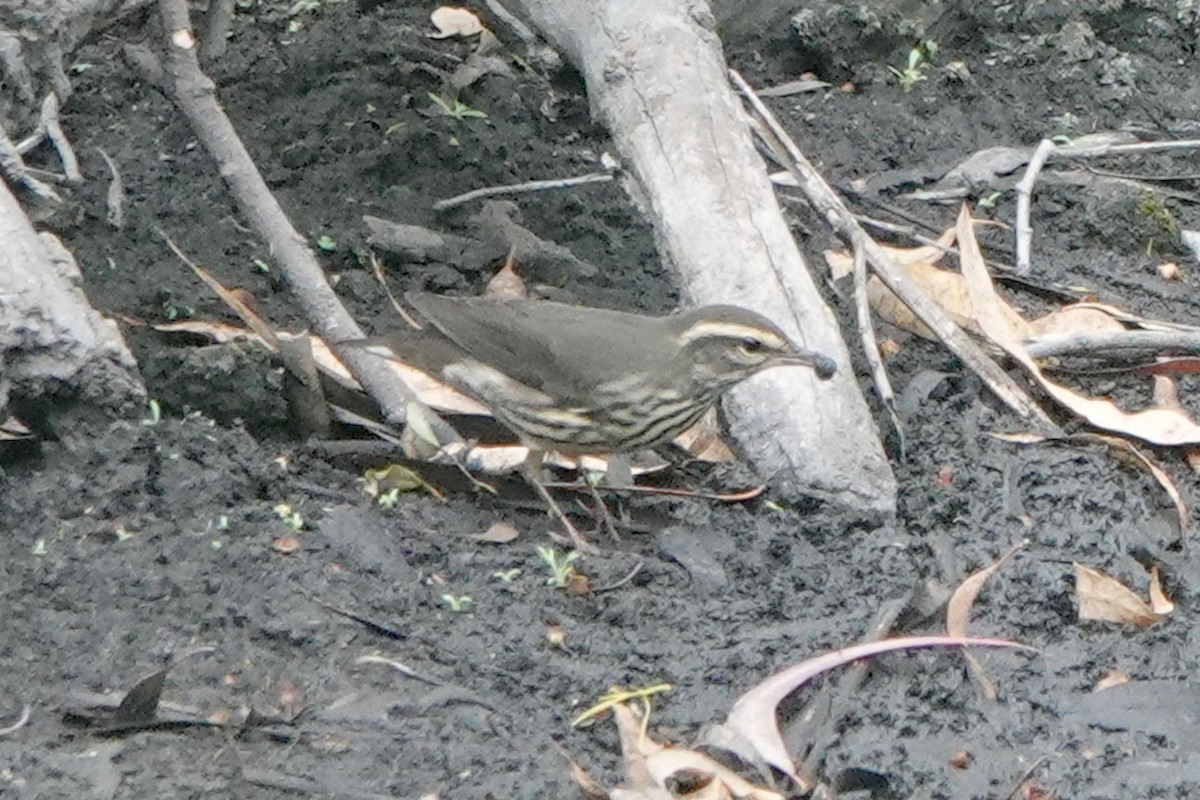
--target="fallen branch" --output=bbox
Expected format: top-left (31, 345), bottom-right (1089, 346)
top-left (130, 0), bottom-right (455, 441)
top-left (731, 69), bottom-right (1055, 429)
top-left (506, 0), bottom-right (895, 514)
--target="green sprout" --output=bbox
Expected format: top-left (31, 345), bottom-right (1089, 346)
top-left (889, 40), bottom-right (937, 92)
top-left (537, 545), bottom-right (580, 588)
top-left (977, 191), bottom-right (1003, 209)
top-left (427, 93), bottom-right (488, 121)
top-left (441, 593), bottom-right (473, 612)
top-left (316, 235), bottom-right (337, 252)
top-left (160, 297), bottom-right (194, 321)
top-left (273, 504), bottom-right (304, 532)
top-left (142, 399), bottom-right (162, 427)
top-left (493, 568), bottom-right (522, 583)
top-left (1135, 191), bottom-right (1179, 235)
top-left (114, 526), bottom-right (135, 542)
top-left (377, 488), bottom-right (401, 510)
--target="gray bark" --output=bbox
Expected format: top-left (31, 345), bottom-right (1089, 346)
top-left (0, 180), bottom-right (145, 416)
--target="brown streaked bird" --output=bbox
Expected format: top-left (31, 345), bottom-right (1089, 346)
top-left (353, 291), bottom-right (836, 550)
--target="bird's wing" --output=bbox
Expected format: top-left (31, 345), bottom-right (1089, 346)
top-left (406, 293), bottom-right (665, 402)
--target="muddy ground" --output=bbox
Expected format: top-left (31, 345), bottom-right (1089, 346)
top-left (3, 1), bottom-right (1200, 798)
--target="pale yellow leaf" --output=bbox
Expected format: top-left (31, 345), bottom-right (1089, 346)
top-left (1074, 563), bottom-right (1165, 627)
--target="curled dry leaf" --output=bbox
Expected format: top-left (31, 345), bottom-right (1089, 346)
top-left (429, 6), bottom-right (484, 38)
top-left (825, 227), bottom-right (1030, 342)
top-left (1148, 566), bottom-right (1174, 615)
top-left (946, 544), bottom-right (1023, 699)
top-left (719, 636), bottom-right (1032, 789)
top-left (984, 430), bottom-right (1188, 535)
top-left (955, 205), bottom-right (1200, 446)
top-left (1073, 563), bottom-right (1171, 627)
top-left (609, 704), bottom-right (783, 800)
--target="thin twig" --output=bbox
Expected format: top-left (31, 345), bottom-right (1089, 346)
top-left (433, 171), bottom-right (614, 211)
top-left (1013, 139), bottom-right (1055, 276)
top-left (1051, 138), bottom-right (1200, 159)
top-left (97, 148), bottom-right (126, 229)
top-left (41, 93), bottom-right (81, 183)
top-left (1000, 756), bottom-right (1049, 800)
top-left (0, 123), bottom-right (61, 203)
top-left (730, 69), bottom-right (1054, 428)
top-left (137, 0), bottom-right (460, 443)
top-left (592, 561), bottom-right (644, 594)
top-left (1025, 329), bottom-right (1200, 360)
top-left (850, 241), bottom-right (904, 456)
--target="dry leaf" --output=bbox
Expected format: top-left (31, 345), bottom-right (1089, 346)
top-left (608, 704), bottom-right (783, 800)
top-left (485, 249), bottom-right (527, 299)
top-left (946, 544), bottom-right (1023, 700)
top-left (1093, 669), bottom-right (1131, 692)
top-left (1148, 566), bottom-right (1174, 614)
top-left (719, 636), bottom-right (1031, 790)
top-left (1156, 261), bottom-right (1181, 280)
top-left (643, 749), bottom-right (782, 800)
top-left (468, 521), bottom-right (520, 543)
top-left (673, 409), bottom-right (735, 462)
top-left (1074, 563), bottom-right (1167, 627)
top-left (865, 261), bottom-right (1032, 341)
top-left (955, 205), bottom-right (1200, 446)
top-left (1027, 304), bottom-right (1126, 337)
top-left (567, 757), bottom-right (609, 800)
top-left (429, 6), bottom-right (483, 38)
top-left (272, 537), bottom-right (300, 554)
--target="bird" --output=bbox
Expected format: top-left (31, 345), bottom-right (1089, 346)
top-left (350, 291), bottom-right (836, 550)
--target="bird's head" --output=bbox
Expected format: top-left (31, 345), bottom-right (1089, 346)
top-left (672, 306), bottom-right (837, 389)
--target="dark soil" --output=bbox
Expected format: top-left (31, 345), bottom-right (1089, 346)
top-left (3, 2), bottom-right (1200, 798)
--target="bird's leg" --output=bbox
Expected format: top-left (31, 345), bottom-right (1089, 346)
top-left (583, 454), bottom-right (636, 541)
top-left (523, 450), bottom-right (599, 555)
top-left (582, 471), bottom-right (619, 542)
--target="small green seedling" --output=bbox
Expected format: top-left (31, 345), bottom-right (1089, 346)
top-left (977, 191), bottom-right (1002, 209)
top-left (537, 545), bottom-right (580, 588)
top-left (274, 504), bottom-right (304, 532)
top-left (889, 41), bottom-right (937, 92)
top-left (427, 93), bottom-right (488, 121)
top-left (493, 568), bottom-right (522, 583)
top-left (377, 488), bottom-right (401, 510)
top-left (160, 297), bottom-right (194, 321)
top-left (441, 593), bottom-right (473, 612)
top-left (316, 235), bottom-right (337, 252)
top-left (142, 399), bottom-right (162, 427)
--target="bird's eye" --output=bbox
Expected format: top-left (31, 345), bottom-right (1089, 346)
top-left (739, 337), bottom-right (764, 354)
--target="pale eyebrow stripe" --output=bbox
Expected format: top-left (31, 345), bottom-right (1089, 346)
top-left (677, 321), bottom-right (788, 348)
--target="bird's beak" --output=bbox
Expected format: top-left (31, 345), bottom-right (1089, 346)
top-left (778, 348), bottom-right (837, 380)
